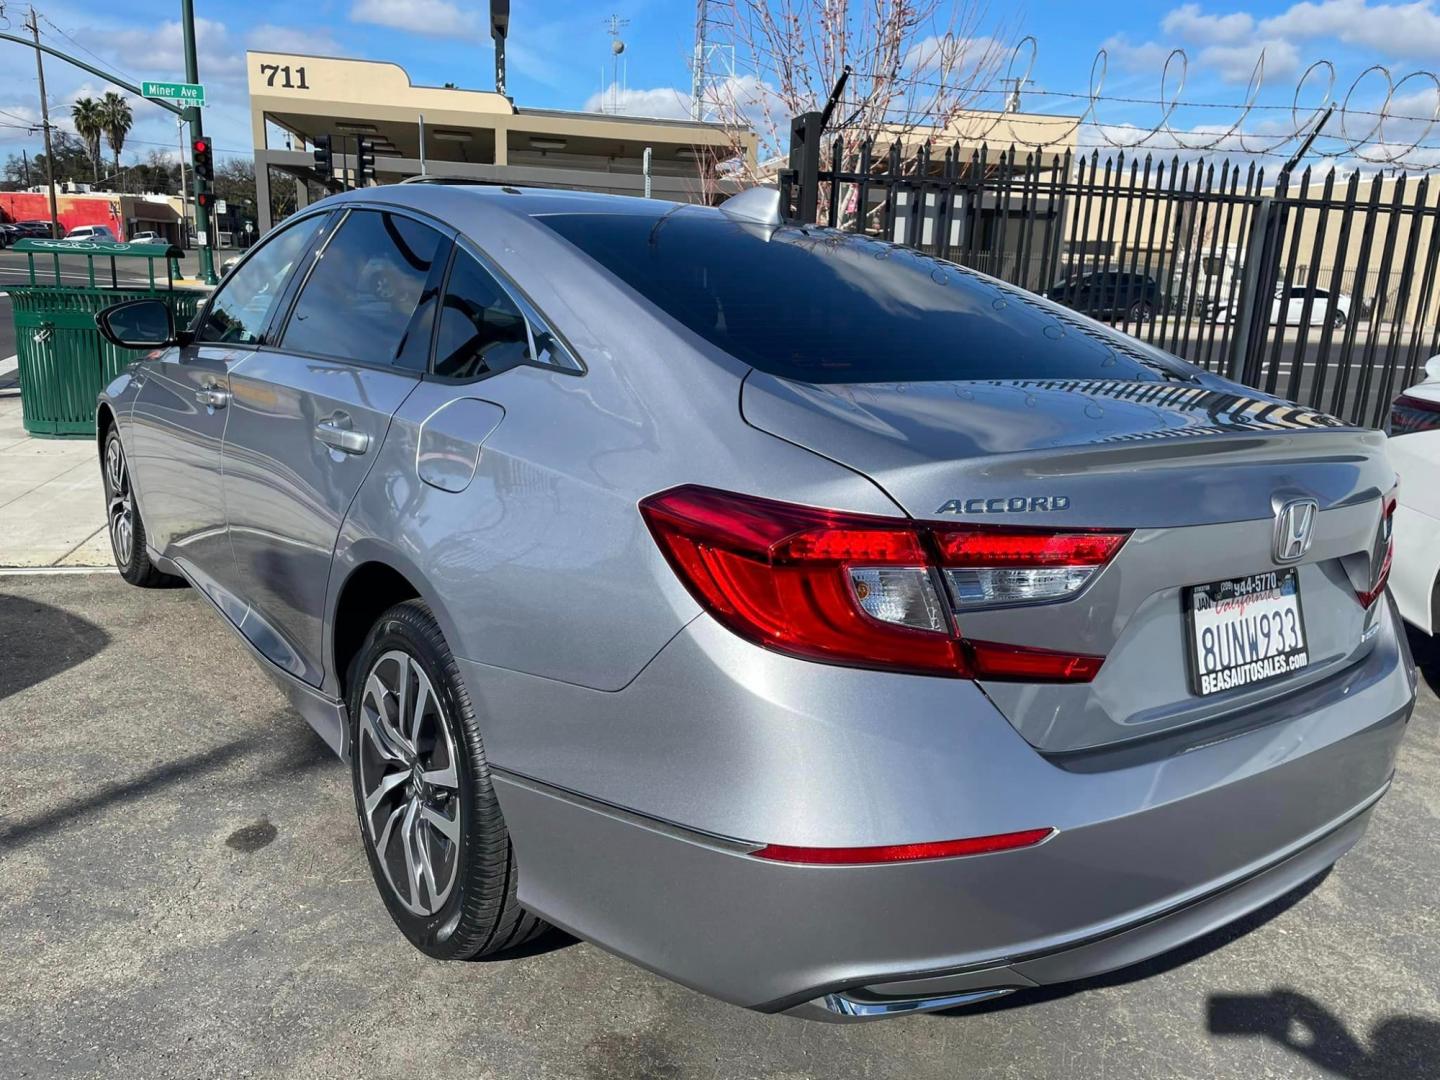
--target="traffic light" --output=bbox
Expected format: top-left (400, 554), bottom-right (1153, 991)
top-left (312, 134), bottom-right (333, 180)
top-left (355, 137), bottom-right (376, 186)
top-left (196, 190), bottom-right (214, 210)
top-left (191, 135), bottom-right (214, 186)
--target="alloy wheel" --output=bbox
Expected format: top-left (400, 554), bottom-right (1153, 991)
top-left (357, 649), bottom-right (462, 917)
top-left (105, 437), bottom-right (135, 568)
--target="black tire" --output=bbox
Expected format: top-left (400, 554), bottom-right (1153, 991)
top-left (1127, 300), bottom-right (1154, 323)
top-left (348, 599), bottom-right (548, 960)
top-left (101, 426), bottom-right (177, 588)
top-left (1331, 308), bottom-right (1348, 329)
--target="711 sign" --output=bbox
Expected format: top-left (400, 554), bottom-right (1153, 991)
top-left (142, 81), bottom-right (206, 108)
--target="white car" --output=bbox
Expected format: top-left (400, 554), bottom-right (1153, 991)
top-left (128, 230), bottom-right (162, 244)
top-left (1388, 355), bottom-right (1440, 634)
top-left (62, 224), bottom-right (119, 243)
top-left (1213, 285), bottom-right (1352, 328)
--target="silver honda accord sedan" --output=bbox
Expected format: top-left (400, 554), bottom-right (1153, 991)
top-left (93, 182), bottom-right (1415, 1021)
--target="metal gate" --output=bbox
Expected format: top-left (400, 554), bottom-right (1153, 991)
top-left (781, 116), bottom-right (1440, 428)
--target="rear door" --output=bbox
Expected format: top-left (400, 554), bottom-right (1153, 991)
top-left (221, 207), bottom-right (449, 685)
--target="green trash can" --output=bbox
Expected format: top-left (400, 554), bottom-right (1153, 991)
top-left (5, 238), bottom-right (208, 438)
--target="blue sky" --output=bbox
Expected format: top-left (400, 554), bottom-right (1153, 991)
top-left (4, 1), bottom-right (1440, 171)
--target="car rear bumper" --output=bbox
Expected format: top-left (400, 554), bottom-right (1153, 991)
top-left (472, 598), bottom-right (1415, 1016)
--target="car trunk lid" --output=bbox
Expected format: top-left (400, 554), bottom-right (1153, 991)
top-left (742, 372), bottom-right (1396, 753)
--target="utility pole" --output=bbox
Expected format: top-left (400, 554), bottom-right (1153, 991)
top-left (176, 114), bottom-right (190, 245)
top-left (26, 6), bottom-right (61, 239)
top-left (181, 0), bottom-right (217, 283)
top-left (21, 149), bottom-right (33, 188)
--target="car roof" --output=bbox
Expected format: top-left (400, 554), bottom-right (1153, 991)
top-left (321, 181), bottom-right (698, 230)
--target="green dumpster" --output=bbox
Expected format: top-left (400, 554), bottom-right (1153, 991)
top-left (5, 238), bottom-right (208, 438)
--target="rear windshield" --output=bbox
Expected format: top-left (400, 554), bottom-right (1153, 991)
top-left (536, 207), bottom-right (1169, 384)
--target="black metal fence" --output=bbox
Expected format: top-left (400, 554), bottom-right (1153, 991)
top-left (781, 115), bottom-right (1440, 428)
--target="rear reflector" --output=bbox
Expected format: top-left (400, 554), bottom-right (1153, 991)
top-left (640, 486), bottom-right (1126, 681)
top-left (752, 827), bottom-right (1056, 865)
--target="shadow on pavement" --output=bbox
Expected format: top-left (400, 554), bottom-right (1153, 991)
top-left (1208, 989), bottom-right (1440, 1079)
top-left (0, 737), bottom-right (255, 851)
top-left (942, 868), bottom-right (1329, 1017)
top-left (1406, 624), bottom-right (1440, 698)
top-left (0, 592), bottom-right (110, 701)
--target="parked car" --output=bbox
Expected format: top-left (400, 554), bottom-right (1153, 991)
top-left (14, 220), bottom-right (62, 239)
top-left (1213, 285), bottom-right (1352, 328)
top-left (1387, 355), bottom-right (1440, 635)
top-left (94, 184), bottom-right (1412, 1022)
top-left (128, 230), bottom-right (162, 244)
top-left (0, 222), bottom-right (18, 248)
top-left (1044, 270), bottom-right (1165, 322)
top-left (62, 224), bottom-right (118, 243)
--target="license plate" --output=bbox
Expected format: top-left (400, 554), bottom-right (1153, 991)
top-left (1185, 569), bottom-right (1309, 696)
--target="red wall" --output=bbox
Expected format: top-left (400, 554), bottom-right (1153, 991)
top-left (0, 192), bottom-right (124, 236)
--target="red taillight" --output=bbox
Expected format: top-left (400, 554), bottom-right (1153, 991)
top-left (752, 827), bottom-right (1055, 865)
top-left (1390, 393), bottom-right (1440, 436)
top-left (1358, 493), bottom-right (1397, 608)
top-left (933, 528), bottom-right (1127, 567)
top-left (639, 486), bottom-right (1124, 681)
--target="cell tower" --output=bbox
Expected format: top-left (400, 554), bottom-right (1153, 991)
top-left (602, 14), bottom-right (630, 114)
top-left (691, 0), bottom-right (736, 122)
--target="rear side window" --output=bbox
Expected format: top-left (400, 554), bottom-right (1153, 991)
top-left (433, 251), bottom-right (531, 379)
top-left (537, 209), bottom-right (1168, 384)
top-left (282, 210), bottom-right (447, 366)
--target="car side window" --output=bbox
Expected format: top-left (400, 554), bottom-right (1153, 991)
top-left (198, 214), bottom-right (327, 345)
top-left (433, 251), bottom-right (533, 379)
top-left (281, 210), bottom-right (447, 367)
top-left (431, 249), bottom-right (582, 380)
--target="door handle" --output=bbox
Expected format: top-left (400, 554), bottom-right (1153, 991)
top-left (195, 387), bottom-right (229, 408)
top-left (315, 418), bottom-right (371, 455)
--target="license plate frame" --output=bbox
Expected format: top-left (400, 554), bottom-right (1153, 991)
top-left (1184, 568), bottom-right (1309, 697)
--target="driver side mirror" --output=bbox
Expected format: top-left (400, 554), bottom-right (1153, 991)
top-left (96, 298), bottom-right (180, 350)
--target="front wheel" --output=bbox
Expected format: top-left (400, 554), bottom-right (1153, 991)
top-left (1331, 308), bottom-right (1348, 329)
top-left (102, 427), bottom-right (177, 588)
top-left (349, 599), bottom-right (549, 960)
top-left (1127, 300), bottom-right (1154, 323)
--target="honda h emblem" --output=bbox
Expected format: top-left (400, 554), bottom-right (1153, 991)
top-left (1273, 498), bottom-right (1318, 563)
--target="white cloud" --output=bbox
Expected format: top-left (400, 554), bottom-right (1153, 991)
top-left (1101, 34), bottom-right (1175, 74)
top-left (1161, 4), bottom-right (1256, 45)
top-left (902, 35), bottom-right (1003, 77)
top-left (583, 84), bottom-right (692, 120)
top-left (1198, 39), bottom-right (1300, 83)
top-left (1259, 0), bottom-right (1440, 58)
top-left (350, 0), bottom-right (480, 39)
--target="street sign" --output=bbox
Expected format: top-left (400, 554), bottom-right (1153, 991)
top-left (142, 81), bottom-right (206, 108)
top-left (215, 199), bottom-right (228, 214)
top-left (244, 222), bottom-right (254, 234)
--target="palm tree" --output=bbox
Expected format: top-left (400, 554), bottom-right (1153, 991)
top-left (98, 91), bottom-right (133, 192)
top-left (70, 97), bottom-right (103, 183)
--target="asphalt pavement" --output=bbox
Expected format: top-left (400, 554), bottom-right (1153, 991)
top-left (1, 572), bottom-right (1437, 1079)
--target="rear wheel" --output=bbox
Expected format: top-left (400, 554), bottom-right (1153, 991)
top-left (1331, 308), bottom-right (1348, 329)
top-left (1127, 300), bottom-right (1154, 323)
top-left (349, 600), bottom-right (548, 960)
top-left (102, 427), bottom-right (176, 588)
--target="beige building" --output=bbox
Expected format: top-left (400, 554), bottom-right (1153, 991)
top-left (246, 51), bottom-right (756, 233)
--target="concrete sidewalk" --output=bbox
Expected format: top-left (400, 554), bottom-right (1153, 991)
top-left (0, 393), bottom-right (112, 568)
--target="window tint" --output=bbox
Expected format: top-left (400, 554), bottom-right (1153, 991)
top-left (198, 213), bottom-right (325, 345)
top-left (538, 209), bottom-right (1169, 384)
top-left (282, 210), bottom-right (446, 366)
top-left (433, 251), bottom-right (531, 379)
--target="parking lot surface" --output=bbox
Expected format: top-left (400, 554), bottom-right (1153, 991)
top-left (1, 573), bottom-right (1437, 1079)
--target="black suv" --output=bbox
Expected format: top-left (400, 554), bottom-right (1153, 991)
top-left (1044, 270), bottom-right (1165, 322)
